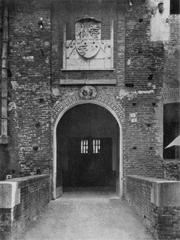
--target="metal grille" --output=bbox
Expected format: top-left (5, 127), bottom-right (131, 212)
top-left (81, 140), bottom-right (88, 154)
top-left (93, 139), bottom-right (101, 154)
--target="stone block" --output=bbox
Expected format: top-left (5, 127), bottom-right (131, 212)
top-left (0, 182), bottom-right (20, 209)
top-left (151, 181), bottom-right (180, 207)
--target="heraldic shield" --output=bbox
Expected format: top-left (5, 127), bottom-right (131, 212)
top-left (75, 18), bottom-right (101, 59)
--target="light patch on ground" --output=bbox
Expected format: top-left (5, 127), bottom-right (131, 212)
top-left (21, 193), bottom-right (153, 240)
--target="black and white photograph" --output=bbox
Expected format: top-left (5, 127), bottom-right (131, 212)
top-left (0, 0), bottom-right (179, 239)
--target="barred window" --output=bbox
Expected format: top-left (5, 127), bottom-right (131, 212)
top-left (81, 140), bottom-right (88, 154)
top-left (93, 139), bottom-right (101, 154)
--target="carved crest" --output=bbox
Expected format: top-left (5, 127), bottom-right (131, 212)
top-left (75, 18), bottom-right (101, 59)
top-left (79, 86), bottom-right (97, 99)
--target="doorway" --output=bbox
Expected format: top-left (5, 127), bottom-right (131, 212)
top-left (66, 137), bottom-right (113, 187)
top-left (56, 103), bottom-right (120, 196)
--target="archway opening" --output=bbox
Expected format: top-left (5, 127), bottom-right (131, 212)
top-left (56, 103), bottom-right (120, 195)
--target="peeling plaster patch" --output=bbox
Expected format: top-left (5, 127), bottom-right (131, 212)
top-left (118, 89), bottom-right (131, 99)
top-left (45, 57), bottom-right (49, 64)
top-left (22, 56), bottom-right (34, 61)
top-left (149, 0), bottom-right (170, 42)
top-left (129, 112), bottom-right (137, 122)
top-left (11, 81), bottom-right (19, 90)
top-left (10, 82), bottom-right (48, 92)
top-left (127, 59), bottom-right (131, 65)
top-left (117, 89), bottom-right (155, 100)
top-left (44, 41), bottom-right (50, 47)
top-left (52, 87), bottom-right (60, 96)
top-left (8, 102), bottom-right (17, 111)
top-left (137, 90), bottom-right (154, 94)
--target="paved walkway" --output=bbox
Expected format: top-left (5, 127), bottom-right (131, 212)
top-left (21, 192), bottom-right (154, 240)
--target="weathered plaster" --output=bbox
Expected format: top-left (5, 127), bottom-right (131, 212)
top-left (117, 88), bottom-right (155, 100)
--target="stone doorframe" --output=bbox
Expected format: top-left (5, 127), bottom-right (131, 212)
top-left (52, 94), bottom-right (124, 199)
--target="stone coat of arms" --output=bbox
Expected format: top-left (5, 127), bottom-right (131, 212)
top-left (75, 18), bottom-right (101, 59)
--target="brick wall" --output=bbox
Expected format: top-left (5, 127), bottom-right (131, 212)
top-left (123, 0), bottom-right (164, 178)
top-left (126, 175), bottom-right (180, 240)
top-left (8, 0), bottom-right (52, 175)
top-left (125, 0), bottom-right (164, 90)
top-left (0, 174), bottom-right (50, 240)
top-left (0, 0), bottom-right (178, 196)
top-left (7, 0), bottom-right (164, 185)
top-left (51, 0), bottom-right (164, 183)
top-left (0, 145), bottom-right (9, 180)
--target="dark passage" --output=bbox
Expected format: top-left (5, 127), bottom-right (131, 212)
top-left (67, 137), bottom-right (113, 187)
top-left (56, 104), bottom-right (119, 192)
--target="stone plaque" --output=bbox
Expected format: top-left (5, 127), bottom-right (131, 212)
top-left (63, 18), bottom-right (113, 70)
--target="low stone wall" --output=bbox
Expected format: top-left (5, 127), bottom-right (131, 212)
top-left (126, 175), bottom-right (180, 240)
top-left (0, 174), bottom-right (50, 240)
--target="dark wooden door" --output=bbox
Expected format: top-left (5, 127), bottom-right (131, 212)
top-left (66, 137), bottom-right (112, 187)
